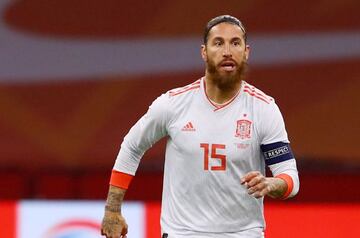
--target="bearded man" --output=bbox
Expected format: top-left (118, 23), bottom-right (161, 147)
top-left (101, 15), bottom-right (299, 238)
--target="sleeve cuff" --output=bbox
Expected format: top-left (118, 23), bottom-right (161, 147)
top-left (110, 170), bottom-right (134, 189)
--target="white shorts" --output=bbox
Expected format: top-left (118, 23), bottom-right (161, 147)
top-left (161, 228), bottom-right (265, 238)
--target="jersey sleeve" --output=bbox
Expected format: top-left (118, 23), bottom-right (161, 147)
top-left (269, 159), bottom-right (300, 198)
top-left (258, 100), bottom-right (289, 145)
top-left (258, 100), bottom-right (299, 198)
top-left (113, 93), bottom-right (170, 176)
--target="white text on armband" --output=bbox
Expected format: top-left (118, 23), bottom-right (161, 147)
top-left (260, 142), bottom-right (294, 165)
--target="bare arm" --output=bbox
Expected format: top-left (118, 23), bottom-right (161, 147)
top-left (241, 171), bottom-right (288, 199)
top-left (101, 185), bottom-right (128, 238)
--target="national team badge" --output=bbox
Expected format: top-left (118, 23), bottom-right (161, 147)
top-left (235, 119), bottom-right (252, 139)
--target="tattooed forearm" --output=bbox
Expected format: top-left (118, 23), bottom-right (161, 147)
top-left (105, 185), bottom-right (126, 213)
top-left (105, 205), bottom-right (121, 213)
top-left (267, 178), bottom-right (287, 199)
top-left (101, 185), bottom-right (128, 237)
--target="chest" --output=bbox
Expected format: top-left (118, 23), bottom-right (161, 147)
top-left (167, 101), bottom-right (261, 169)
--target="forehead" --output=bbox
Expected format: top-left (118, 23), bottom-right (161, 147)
top-left (207, 22), bottom-right (245, 41)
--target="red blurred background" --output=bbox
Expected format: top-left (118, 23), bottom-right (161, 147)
top-left (0, 0), bottom-right (359, 207)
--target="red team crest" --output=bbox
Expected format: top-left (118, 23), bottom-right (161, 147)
top-left (235, 120), bottom-right (252, 139)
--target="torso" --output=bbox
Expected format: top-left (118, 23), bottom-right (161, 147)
top-left (161, 77), bottom-right (274, 234)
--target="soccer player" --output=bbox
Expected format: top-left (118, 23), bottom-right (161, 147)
top-left (101, 15), bottom-right (299, 238)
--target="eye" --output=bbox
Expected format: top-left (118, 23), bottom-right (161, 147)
top-left (214, 41), bottom-right (222, 46)
top-left (233, 41), bottom-right (241, 46)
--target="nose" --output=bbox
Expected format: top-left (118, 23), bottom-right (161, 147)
top-left (222, 43), bottom-right (232, 57)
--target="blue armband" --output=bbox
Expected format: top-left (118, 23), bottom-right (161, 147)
top-left (261, 142), bottom-right (294, 166)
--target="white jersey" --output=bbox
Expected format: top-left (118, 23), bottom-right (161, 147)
top-left (114, 77), bottom-right (297, 237)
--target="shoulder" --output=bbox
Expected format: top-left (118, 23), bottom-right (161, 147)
top-left (168, 79), bottom-right (201, 97)
top-left (242, 82), bottom-right (283, 121)
top-left (242, 81), bottom-right (274, 105)
top-left (150, 78), bottom-right (201, 113)
top-left (163, 79), bottom-right (202, 106)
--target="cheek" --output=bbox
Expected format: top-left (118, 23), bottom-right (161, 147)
top-left (207, 50), bottom-right (222, 61)
top-left (235, 50), bottom-right (247, 61)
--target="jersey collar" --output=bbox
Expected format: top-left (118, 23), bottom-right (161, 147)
top-left (201, 77), bottom-right (242, 112)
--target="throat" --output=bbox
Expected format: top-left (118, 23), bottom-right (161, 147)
top-left (204, 78), bottom-right (242, 105)
top-left (208, 89), bottom-right (240, 105)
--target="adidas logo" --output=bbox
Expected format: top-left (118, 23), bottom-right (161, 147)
top-left (181, 122), bottom-right (196, 131)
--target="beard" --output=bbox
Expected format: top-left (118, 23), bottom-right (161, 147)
top-left (206, 56), bottom-right (248, 90)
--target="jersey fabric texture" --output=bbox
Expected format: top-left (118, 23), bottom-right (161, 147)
top-left (113, 77), bottom-right (298, 236)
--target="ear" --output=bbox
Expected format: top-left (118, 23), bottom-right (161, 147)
top-left (244, 44), bottom-right (250, 61)
top-left (201, 44), bottom-right (207, 62)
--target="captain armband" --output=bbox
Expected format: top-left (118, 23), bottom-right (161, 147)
top-left (260, 142), bottom-right (294, 166)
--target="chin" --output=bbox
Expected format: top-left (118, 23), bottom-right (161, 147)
top-left (213, 73), bottom-right (241, 89)
top-left (206, 61), bottom-right (247, 85)
top-left (219, 69), bottom-right (240, 79)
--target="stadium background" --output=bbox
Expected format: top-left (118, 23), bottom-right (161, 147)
top-left (0, 0), bottom-right (359, 237)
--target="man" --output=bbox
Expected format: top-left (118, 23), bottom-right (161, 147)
top-left (101, 15), bottom-right (299, 238)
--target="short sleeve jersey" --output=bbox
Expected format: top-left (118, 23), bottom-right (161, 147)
top-left (114, 77), bottom-right (289, 234)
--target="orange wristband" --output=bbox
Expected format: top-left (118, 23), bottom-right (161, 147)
top-left (275, 173), bottom-right (294, 199)
top-left (110, 170), bottom-right (134, 189)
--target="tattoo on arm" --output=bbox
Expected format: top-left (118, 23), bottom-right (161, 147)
top-left (105, 205), bottom-right (121, 213)
top-left (105, 185), bottom-right (126, 213)
top-left (268, 178), bottom-right (287, 199)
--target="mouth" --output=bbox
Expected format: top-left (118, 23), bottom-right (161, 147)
top-left (219, 60), bottom-right (236, 71)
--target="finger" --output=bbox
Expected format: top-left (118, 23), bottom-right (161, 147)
top-left (113, 233), bottom-right (121, 238)
top-left (100, 227), bottom-right (110, 237)
top-left (121, 226), bottom-right (128, 236)
top-left (253, 186), bottom-right (271, 198)
top-left (241, 171), bottom-right (261, 184)
top-left (252, 191), bottom-right (262, 198)
top-left (101, 228), bottom-right (113, 238)
top-left (116, 230), bottom-right (123, 238)
top-left (253, 191), bottom-right (264, 198)
top-left (251, 188), bottom-right (265, 198)
top-left (105, 230), bottom-right (120, 238)
top-left (248, 175), bottom-right (266, 187)
top-left (100, 228), bottom-right (108, 237)
top-left (248, 182), bottom-right (266, 194)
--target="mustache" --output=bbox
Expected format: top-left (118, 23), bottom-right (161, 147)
top-left (218, 59), bottom-right (237, 67)
top-left (206, 58), bottom-right (248, 76)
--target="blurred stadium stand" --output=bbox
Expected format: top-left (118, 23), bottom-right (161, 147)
top-left (0, 0), bottom-right (359, 203)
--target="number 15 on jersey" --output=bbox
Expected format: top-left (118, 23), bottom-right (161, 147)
top-left (200, 143), bottom-right (226, 171)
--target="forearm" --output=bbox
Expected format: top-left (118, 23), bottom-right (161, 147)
top-left (101, 185), bottom-right (128, 237)
top-left (105, 185), bottom-right (127, 213)
top-left (267, 177), bottom-right (288, 199)
top-left (269, 159), bottom-right (299, 198)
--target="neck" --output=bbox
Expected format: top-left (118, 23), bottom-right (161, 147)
top-left (204, 73), bottom-right (242, 104)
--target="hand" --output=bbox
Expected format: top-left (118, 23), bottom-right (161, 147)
top-left (101, 210), bottom-right (128, 238)
top-left (241, 171), bottom-right (281, 199)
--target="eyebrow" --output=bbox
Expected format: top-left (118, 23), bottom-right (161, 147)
top-left (211, 36), bottom-right (243, 42)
